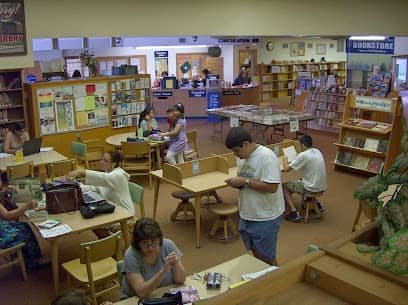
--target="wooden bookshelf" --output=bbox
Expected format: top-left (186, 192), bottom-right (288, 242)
top-left (258, 63), bottom-right (296, 103)
top-left (334, 94), bottom-right (403, 175)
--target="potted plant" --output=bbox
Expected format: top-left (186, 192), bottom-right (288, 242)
top-left (80, 50), bottom-right (97, 77)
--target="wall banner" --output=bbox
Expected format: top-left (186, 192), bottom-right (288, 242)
top-left (0, 0), bottom-right (27, 56)
top-left (346, 37), bottom-right (394, 54)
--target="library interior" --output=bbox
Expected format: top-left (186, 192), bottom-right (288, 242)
top-left (0, 1), bottom-right (408, 305)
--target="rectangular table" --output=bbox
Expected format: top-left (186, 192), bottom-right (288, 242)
top-left (114, 254), bottom-right (270, 305)
top-left (0, 150), bottom-right (67, 171)
top-left (31, 206), bottom-right (133, 295)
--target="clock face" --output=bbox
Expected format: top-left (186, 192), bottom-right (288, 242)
top-left (266, 41), bottom-right (274, 51)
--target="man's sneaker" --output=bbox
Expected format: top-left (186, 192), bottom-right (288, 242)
top-left (285, 211), bottom-right (301, 223)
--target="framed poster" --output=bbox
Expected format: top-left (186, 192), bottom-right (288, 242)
top-left (0, 0), bottom-right (27, 56)
top-left (290, 42), bottom-right (305, 57)
top-left (316, 44), bottom-right (326, 55)
top-left (55, 99), bottom-right (75, 132)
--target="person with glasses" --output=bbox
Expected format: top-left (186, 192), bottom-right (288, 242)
top-left (120, 218), bottom-right (186, 299)
top-left (66, 150), bottom-right (133, 216)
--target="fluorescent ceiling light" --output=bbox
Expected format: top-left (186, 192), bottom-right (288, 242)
top-left (349, 36), bottom-right (386, 40)
top-left (135, 45), bottom-right (209, 50)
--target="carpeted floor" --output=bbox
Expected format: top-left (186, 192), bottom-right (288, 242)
top-left (0, 118), bottom-right (368, 305)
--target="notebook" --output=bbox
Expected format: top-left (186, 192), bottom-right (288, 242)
top-left (82, 191), bottom-right (105, 204)
top-left (23, 137), bottom-right (42, 156)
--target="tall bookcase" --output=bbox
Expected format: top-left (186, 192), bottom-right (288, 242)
top-left (258, 63), bottom-right (296, 102)
top-left (305, 88), bottom-right (348, 133)
top-left (293, 61), bottom-right (346, 88)
top-left (334, 95), bottom-right (403, 175)
top-left (0, 69), bottom-right (27, 142)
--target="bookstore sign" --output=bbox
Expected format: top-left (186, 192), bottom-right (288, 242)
top-left (355, 96), bottom-right (392, 112)
top-left (346, 37), bottom-right (394, 54)
top-left (0, 1), bottom-right (26, 56)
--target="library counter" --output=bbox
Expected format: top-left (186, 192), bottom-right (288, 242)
top-left (151, 86), bottom-right (260, 118)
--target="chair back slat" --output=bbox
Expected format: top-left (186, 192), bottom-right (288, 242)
top-left (80, 231), bottom-right (121, 264)
top-left (46, 159), bottom-right (77, 180)
top-left (7, 162), bottom-right (34, 180)
top-left (128, 181), bottom-right (145, 218)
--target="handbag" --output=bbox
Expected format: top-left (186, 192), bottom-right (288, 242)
top-left (138, 291), bottom-right (182, 305)
top-left (45, 181), bottom-right (84, 214)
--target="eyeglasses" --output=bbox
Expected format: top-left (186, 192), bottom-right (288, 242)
top-left (140, 240), bottom-right (160, 248)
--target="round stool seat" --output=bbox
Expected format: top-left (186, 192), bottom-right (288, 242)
top-left (208, 203), bottom-right (239, 242)
top-left (172, 191), bottom-right (194, 201)
top-left (304, 191), bottom-right (324, 198)
top-left (171, 191), bottom-right (195, 223)
top-left (209, 203), bottom-right (239, 216)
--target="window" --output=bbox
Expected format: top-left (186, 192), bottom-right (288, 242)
top-left (32, 38), bottom-right (53, 51)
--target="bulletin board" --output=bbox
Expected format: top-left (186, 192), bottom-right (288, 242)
top-left (176, 53), bottom-right (208, 80)
top-left (36, 81), bottom-right (109, 135)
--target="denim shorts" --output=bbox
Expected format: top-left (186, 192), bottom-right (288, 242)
top-left (239, 215), bottom-right (282, 261)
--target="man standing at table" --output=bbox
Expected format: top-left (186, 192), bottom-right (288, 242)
top-left (225, 127), bottom-right (284, 266)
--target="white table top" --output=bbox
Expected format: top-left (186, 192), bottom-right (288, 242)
top-left (0, 150), bottom-right (67, 171)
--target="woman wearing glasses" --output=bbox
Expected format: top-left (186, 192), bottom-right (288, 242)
top-left (120, 218), bottom-right (186, 299)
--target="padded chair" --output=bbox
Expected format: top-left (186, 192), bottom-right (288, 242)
top-left (121, 141), bottom-right (153, 187)
top-left (0, 242), bottom-right (28, 281)
top-left (6, 161), bottom-right (34, 180)
top-left (184, 130), bottom-right (199, 161)
top-left (61, 231), bottom-right (122, 305)
top-left (46, 159), bottom-right (77, 181)
top-left (71, 141), bottom-right (88, 169)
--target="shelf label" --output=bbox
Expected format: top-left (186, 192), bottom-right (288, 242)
top-left (355, 96), bottom-right (392, 112)
top-left (188, 90), bottom-right (206, 98)
top-left (230, 117), bottom-right (239, 127)
top-left (223, 90), bottom-right (241, 96)
top-left (289, 118), bottom-right (299, 132)
top-left (152, 91), bottom-right (172, 97)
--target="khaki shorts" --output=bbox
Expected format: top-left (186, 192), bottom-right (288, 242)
top-left (283, 180), bottom-right (306, 194)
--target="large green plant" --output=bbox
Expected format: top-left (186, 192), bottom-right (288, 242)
top-left (354, 118), bottom-right (408, 274)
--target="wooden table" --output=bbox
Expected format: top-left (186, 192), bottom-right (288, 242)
top-left (114, 254), bottom-right (270, 305)
top-left (151, 166), bottom-right (237, 248)
top-left (0, 150), bottom-right (67, 171)
top-left (32, 206), bottom-right (133, 295)
top-left (105, 132), bottom-right (165, 169)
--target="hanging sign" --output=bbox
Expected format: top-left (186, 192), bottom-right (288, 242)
top-left (289, 118), bottom-right (299, 132)
top-left (355, 96), bottom-right (392, 112)
top-left (154, 51), bottom-right (168, 58)
top-left (346, 37), bottom-right (394, 54)
top-left (0, 0), bottom-right (27, 56)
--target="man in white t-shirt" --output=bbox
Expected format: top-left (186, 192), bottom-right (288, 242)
top-left (225, 127), bottom-right (284, 266)
top-left (283, 135), bottom-right (327, 222)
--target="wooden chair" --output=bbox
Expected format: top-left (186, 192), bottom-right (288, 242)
top-left (170, 191), bottom-right (195, 223)
top-left (46, 159), bottom-right (77, 181)
top-left (71, 141), bottom-right (104, 171)
top-left (208, 203), bottom-right (239, 241)
top-left (128, 182), bottom-right (145, 234)
top-left (6, 161), bottom-right (34, 179)
top-left (184, 130), bottom-right (199, 161)
top-left (0, 243), bottom-right (28, 281)
top-left (61, 231), bottom-right (122, 305)
top-left (71, 141), bottom-right (87, 169)
top-left (82, 139), bottom-right (105, 171)
top-left (121, 141), bottom-right (153, 187)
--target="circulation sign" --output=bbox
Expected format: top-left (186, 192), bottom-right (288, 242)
top-left (346, 37), bottom-right (394, 54)
top-left (189, 90), bottom-right (206, 98)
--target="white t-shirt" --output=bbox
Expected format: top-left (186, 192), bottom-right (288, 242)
top-left (82, 167), bottom-right (134, 216)
top-left (289, 148), bottom-right (327, 192)
top-left (236, 145), bottom-right (285, 221)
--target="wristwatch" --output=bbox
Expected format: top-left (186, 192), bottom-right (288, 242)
top-left (244, 179), bottom-right (250, 188)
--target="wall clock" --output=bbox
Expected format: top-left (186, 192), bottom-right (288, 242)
top-left (266, 41), bottom-right (274, 51)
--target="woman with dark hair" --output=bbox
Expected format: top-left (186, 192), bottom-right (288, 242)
top-left (120, 218), bottom-right (186, 299)
top-left (138, 108), bottom-right (159, 134)
top-left (160, 103), bottom-right (188, 164)
top-left (72, 70), bottom-right (82, 78)
top-left (66, 150), bottom-right (133, 215)
top-left (3, 122), bottom-right (30, 154)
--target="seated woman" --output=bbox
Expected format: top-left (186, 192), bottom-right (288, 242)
top-left (120, 218), bottom-right (186, 299)
top-left (232, 67), bottom-right (251, 86)
top-left (65, 150), bottom-right (134, 216)
top-left (0, 173), bottom-right (43, 269)
top-left (139, 108), bottom-right (159, 135)
top-left (3, 122), bottom-right (30, 154)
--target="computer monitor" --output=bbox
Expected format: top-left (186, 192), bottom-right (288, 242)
top-left (160, 77), bottom-right (178, 89)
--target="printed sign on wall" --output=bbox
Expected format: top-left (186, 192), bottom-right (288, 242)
top-left (346, 37), bottom-right (394, 54)
top-left (0, 0), bottom-right (27, 56)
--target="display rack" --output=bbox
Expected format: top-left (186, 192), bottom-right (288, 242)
top-left (334, 95), bottom-right (403, 175)
top-left (305, 88), bottom-right (348, 133)
top-left (0, 69), bottom-right (27, 141)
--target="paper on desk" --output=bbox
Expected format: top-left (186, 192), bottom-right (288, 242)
top-left (241, 266), bottom-right (279, 280)
top-left (282, 145), bottom-right (297, 163)
top-left (40, 147), bottom-right (54, 152)
top-left (0, 152), bottom-right (12, 158)
top-left (39, 224), bottom-right (72, 238)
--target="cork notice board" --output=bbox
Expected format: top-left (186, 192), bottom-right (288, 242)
top-left (176, 53), bottom-right (208, 79)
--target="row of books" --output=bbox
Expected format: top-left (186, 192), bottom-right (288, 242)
top-left (312, 117), bottom-right (339, 127)
top-left (112, 115), bottom-right (139, 128)
top-left (336, 151), bottom-right (384, 173)
top-left (111, 89), bottom-right (147, 103)
top-left (308, 93), bottom-right (346, 103)
top-left (308, 101), bottom-right (345, 112)
top-left (0, 92), bottom-right (14, 107)
top-left (342, 134), bottom-right (388, 153)
top-left (344, 119), bottom-right (390, 131)
top-left (110, 78), bottom-right (150, 91)
top-left (313, 109), bottom-right (342, 120)
top-left (112, 101), bottom-right (146, 116)
top-left (0, 110), bottom-right (10, 122)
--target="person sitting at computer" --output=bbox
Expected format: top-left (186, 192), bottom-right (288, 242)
top-left (139, 108), bottom-right (159, 135)
top-left (3, 122), bottom-right (30, 154)
top-left (120, 217), bottom-right (186, 299)
top-left (201, 68), bottom-right (211, 87)
top-left (65, 150), bottom-right (134, 216)
top-left (232, 67), bottom-right (251, 86)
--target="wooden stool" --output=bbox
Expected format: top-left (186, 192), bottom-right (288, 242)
top-left (200, 190), bottom-right (222, 207)
top-left (208, 203), bottom-right (239, 241)
top-left (171, 191), bottom-right (195, 223)
top-left (301, 191), bottom-right (324, 223)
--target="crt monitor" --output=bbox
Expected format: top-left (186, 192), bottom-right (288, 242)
top-left (160, 77), bottom-right (178, 89)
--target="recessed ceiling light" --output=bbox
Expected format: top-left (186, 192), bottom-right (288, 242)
top-left (349, 36), bottom-right (386, 41)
